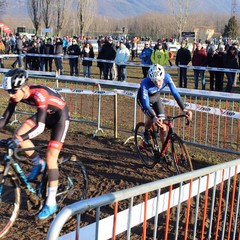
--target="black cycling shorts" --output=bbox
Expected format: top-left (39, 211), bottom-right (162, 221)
top-left (137, 90), bottom-right (165, 118)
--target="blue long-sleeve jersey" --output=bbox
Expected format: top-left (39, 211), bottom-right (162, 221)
top-left (139, 73), bottom-right (185, 118)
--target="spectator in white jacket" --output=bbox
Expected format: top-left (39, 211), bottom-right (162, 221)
top-left (114, 40), bottom-right (130, 82)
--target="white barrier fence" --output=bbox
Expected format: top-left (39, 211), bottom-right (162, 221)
top-left (46, 158), bottom-right (240, 240)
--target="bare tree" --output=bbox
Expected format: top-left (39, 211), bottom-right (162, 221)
top-left (40, 0), bottom-right (53, 29)
top-left (168, 0), bottom-right (194, 39)
top-left (77, 0), bottom-right (97, 37)
top-left (27, 0), bottom-right (41, 34)
top-left (55, 0), bottom-right (66, 36)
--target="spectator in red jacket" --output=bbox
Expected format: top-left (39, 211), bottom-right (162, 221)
top-left (223, 45), bottom-right (239, 92)
top-left (192, 42), bottom-right (208, 90)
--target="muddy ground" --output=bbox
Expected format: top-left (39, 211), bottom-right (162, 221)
top-left (0, 126), bottom-right (239, 240)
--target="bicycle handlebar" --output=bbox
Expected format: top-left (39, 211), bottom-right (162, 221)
top-left (14, 145), bottom-right (48, 161)
top-left (163, 114), bottom-right (192, 126)
top-left (0, 139), bottom-right (48, 161)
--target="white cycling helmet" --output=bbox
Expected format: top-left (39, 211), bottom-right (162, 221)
top-left (148, 64), bottom-right (165, 83)
top-left (2, 68), bottom-right (28, 91)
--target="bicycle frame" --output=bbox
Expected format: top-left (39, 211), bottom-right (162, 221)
top-left (0, 140), bottom-right (88, 239)
top-left (0, 147), bottom-right (42, 206)
top-left (152, 114), bottom-right (186, 159)
top-left (135, 113), bottom-right (192, 172)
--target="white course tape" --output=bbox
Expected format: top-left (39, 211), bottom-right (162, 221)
top-left (54, 87), bottom-right (116, 96)
top-left (162, 98), bottom-right (240, 119)
top-left (179, 64), bottom-right (240, 73)
top-left (114, 89), bottom-right (240, 119)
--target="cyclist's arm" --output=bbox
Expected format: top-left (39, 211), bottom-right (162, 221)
top-left (20, 107), bottom-right (47, 141)
top-left (140, 85), bottom-right (157, 119)
top-left (0, 101), bottom-right (16, 130)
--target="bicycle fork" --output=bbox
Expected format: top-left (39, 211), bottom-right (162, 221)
top-left (0, 152), bottom-right (14, 203)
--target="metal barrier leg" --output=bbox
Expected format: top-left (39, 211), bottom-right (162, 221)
top-left (93, 84), bottom-right (104, 138)
top-left (124, 95), bottom-right (137, 145)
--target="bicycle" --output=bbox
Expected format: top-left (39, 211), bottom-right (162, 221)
top-left (134, 114), bottom-right (193, 174)
top-left (0, 139), bottom-right (88, 239)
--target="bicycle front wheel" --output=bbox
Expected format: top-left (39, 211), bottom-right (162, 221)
top-left (0, 165), bottom-right (21, 239)
top-left (169, 134), bottom-right (193, 174)
top-left (57, 156), bottom-right (88, 207)
top-left (134, 122), bottom-right (159, 169)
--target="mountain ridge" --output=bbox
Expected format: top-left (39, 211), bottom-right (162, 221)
top-left (97, 0), bottom-right (232, 19)
top-left (3, 0), bottom-right (232, 20)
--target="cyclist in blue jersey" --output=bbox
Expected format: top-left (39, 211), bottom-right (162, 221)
top-left (137, 64), bottom-right (192, 145)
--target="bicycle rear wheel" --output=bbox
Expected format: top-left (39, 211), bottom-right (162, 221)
top-left (57, 156), bottom-right (88, 207)
top-left (134, 122), bottom-right (159, 169)
top-left (169, 134), bottom-right (193, 174)
top-left (0, 165), bottom-right (21, 239)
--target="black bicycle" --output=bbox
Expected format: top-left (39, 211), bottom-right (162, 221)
top-left (0, 139), bottom-right (88, 239)
top-left (134, 114), bottom-right (193, 174)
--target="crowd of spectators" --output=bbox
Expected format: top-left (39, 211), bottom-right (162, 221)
top-left (0, 33), bottom-right (239, 92)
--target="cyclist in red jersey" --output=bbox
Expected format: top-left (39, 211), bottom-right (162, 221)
top-left (0, 68), bottom-right (70, 220)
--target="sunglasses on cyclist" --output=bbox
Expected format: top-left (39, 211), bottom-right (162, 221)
top-left (8, 89), bottom-right (18, 94)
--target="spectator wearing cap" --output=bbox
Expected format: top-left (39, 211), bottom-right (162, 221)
top-left (101, 36), bottom-right (116, 80)
top-left (192, 42), bottom-right (208, 90)
top-left (114, 40), bottom-right (130, 82)
top-left (151, 42), bottom-right (169, 66)
top-left (175, 40), bottom-right (191, 88)
top-left (139, 41), bottom-right (153, 78)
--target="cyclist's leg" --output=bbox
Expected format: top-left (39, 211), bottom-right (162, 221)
top-left (36, 145), bottom-right (61, 220)
top-left (136, 91), bottom-right (153, 144)
top-left (144, 115), bottom-right (153, 130)
top-left (152, 97), bottom-right (167, 146)
top-left (14, 119), bottom-right (35, 155)
top-left (46, 146), bottom-right (61, 201)
top-left (16, 116), bottom-right (46, 181)
top-left (137, 90), bottom-right (156, 131)
top-left (37, 109), bottom-right (69, 220)
top-left (159, 126), bottom-right (168, 146)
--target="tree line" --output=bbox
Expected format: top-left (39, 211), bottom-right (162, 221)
top-left (1, 0), bottom-right (239, 41)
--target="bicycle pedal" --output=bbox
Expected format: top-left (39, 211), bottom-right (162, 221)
top-left (27, 174), bottom-right (42, 183)
top-left (27, 200), bottom-right (34, 211)
top-left (164, 155), bottom-right (173, 165)
top-left (68, 189), bottom-right (75, 196)
top-left (27, 200), bottom-right (43, 215)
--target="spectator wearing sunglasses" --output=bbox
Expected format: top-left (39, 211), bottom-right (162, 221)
top-left (139, 41), bottom-right (153, 78)
top-left (67, 38), bottom-right (81, 76)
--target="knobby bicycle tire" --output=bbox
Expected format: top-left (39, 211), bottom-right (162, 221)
top-left (169, 134), bottom-right (193, 174)
top-left (57, 156), bottom-right (88, 207)
top-left (0, 165), bottom-right (21, 239)
top-left (134, 122), bottom-right (159, 169)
